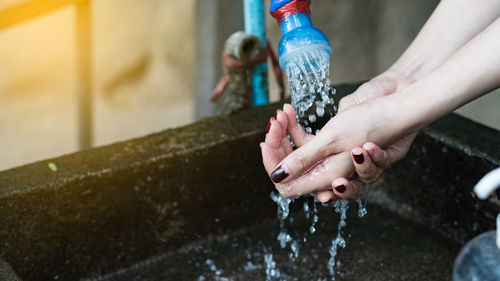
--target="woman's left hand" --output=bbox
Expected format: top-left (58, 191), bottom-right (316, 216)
top-left (261, 104), bottom-right (354, 202)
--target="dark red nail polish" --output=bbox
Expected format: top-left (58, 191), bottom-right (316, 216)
top-left (353, 153), bottom-right (364, 164)
top-left (335, 185), bottom-right (346, 193)
top-left (267, 120), bottom-right (272, 134)
top-left (271, 166), bottom-right (288, 183)
top-left (274, 111), bottom-right (278, 119)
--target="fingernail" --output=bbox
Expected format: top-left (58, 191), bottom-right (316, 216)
top-left (267, 120), bottom-right (272, 134)
top-left (334, 185), bottom-right (346, 193)
top-left (270, 166), bottom-right (289, 183)
top-left (274, 110), bottom-right (279, 119)
top-left (353, 153), bottom-right (364, 164)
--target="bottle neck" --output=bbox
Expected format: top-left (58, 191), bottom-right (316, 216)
top-left (280, 13), bottom-right (312, 34)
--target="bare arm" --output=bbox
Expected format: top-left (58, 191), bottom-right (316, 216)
top-left (386, 18), bottom-right (500, 139)
top-left (390, 0), bottom-right (500, 81)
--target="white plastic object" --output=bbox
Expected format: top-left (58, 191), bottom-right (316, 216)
top-left (453, 167), bottom-right (500, 281)
top-left (473, 167), bottom-right (500, 248)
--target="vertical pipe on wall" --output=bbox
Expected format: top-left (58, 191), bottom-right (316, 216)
top-left (76, 0), bottom-right (92, 149)
top-left (243, 0), bottom-right (269, 105)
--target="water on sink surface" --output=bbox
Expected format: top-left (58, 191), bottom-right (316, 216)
top-left (89, 201), bottom-right (458, 281)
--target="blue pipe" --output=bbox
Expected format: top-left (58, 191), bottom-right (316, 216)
top-left (270, 0), bottom-right (331, 70)
top-left (243, 0), bottom-right (269, 106)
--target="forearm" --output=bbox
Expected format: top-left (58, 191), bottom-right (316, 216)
top-left (389, 18), bottom-right (500, 138)
top-left (390, 0), bottom-right (500, 81)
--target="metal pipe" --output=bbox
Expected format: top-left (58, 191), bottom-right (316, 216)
top-left (219, 31), bottom-right (261, 115)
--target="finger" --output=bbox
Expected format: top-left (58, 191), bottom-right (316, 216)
top-left (351, 147), bottom-right (381, 184)
top-left (316, 190), bottom-right (336, 203)
top-left (337, 93), bottom-right (360, 113)
top-left (281, 136), bottom-right (293, 155)
top-left (274, 152), bottom-right (354, 198)
top-left (261, 142), bottom-right (281, 175)
top-left (338, 78), bottom-right (397, 112)
top-left (331, 177), bottom-right (364, 199)
top-left (275, 110), bottom-right (293, 154)
top-left (275, 109), bottom-right (287, 136)
top-left (283, 103), bottom-right (313, 147)
top-left (262, 118), bottom-right (293, 175)
top-left (362, 142), bottom-right (393, 168)
top-left (270, 133), bottom-right (333, 184)
top-left (264, 118), bottom-right (282, 148)
top-left (338, 83), bottom-right (378, 112)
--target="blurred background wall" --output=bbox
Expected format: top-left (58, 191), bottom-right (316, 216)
top-left (0, 0), bottom-right (498, 171)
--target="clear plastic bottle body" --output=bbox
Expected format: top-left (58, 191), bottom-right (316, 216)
top-left (453, 231), bottom-right (500, 281)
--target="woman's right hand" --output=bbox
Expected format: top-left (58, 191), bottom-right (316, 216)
top-left (318, 69), bottom-right (418, 200)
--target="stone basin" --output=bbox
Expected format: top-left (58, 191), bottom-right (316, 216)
top-left (0, 83), bottom-right (499, 280)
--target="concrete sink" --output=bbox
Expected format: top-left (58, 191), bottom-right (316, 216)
top-left (0, 83), bottom-right (499, 280)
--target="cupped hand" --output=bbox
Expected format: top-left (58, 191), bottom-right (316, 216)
top-left (332, 70), bottom-right (417, 195)
top-left (260, 104), bottom-right (353, 202)
top-left (260, 70), bottom-right (418, 201)
top-left (261, 97), bottom-right (397, 200)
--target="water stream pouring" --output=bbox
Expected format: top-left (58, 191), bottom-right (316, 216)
top-left (453, 167), bottom-right (500, 281)
top-left (270, 0), bottom-right (336, 132)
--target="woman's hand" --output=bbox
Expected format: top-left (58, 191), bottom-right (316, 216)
top-left (260, 70), bottom-right (418, 202)
top-left (261, 89), bottom-right (417, 200)
top-left (329, 70), bottom-right (417, 197)
top-left (261, 104), bottom-right (353, 202)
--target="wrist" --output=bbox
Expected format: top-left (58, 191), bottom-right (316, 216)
top-left (387, 53), bottom-right (433, 83)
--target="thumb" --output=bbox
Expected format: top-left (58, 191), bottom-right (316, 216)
top-left (339, 77), bottom-right (397, 112)
top-left (270, 135), bottom-right (333, 184)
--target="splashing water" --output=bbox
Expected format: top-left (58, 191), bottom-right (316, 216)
top-left (303, 201), bottom-right (310, 219)
top-left (290, 240), bottom-right (300, 259)
top-left (356, 198), bottom-right (368, 218)
top-left (327, 200), bottom-right (349, 279)
top-left (203, 259), bottom-right (235, 281)
top-left (205, 259), bottom-right (222, 276)
top-left (309, 201), bottom-right (319, 234)
top-left (270, 192), bottom-right (294, 250)
top-left (285, 48), bottom-right (336, 132)
top-left (265, 254), bottom-right (281, 281)
top-left (270, 192), bottom-right (293, 222)
top-left (269, 191), bottom-right (368, 280)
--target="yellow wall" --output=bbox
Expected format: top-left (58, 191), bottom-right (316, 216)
top-left (0, 0), bottom-right (196, 170)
